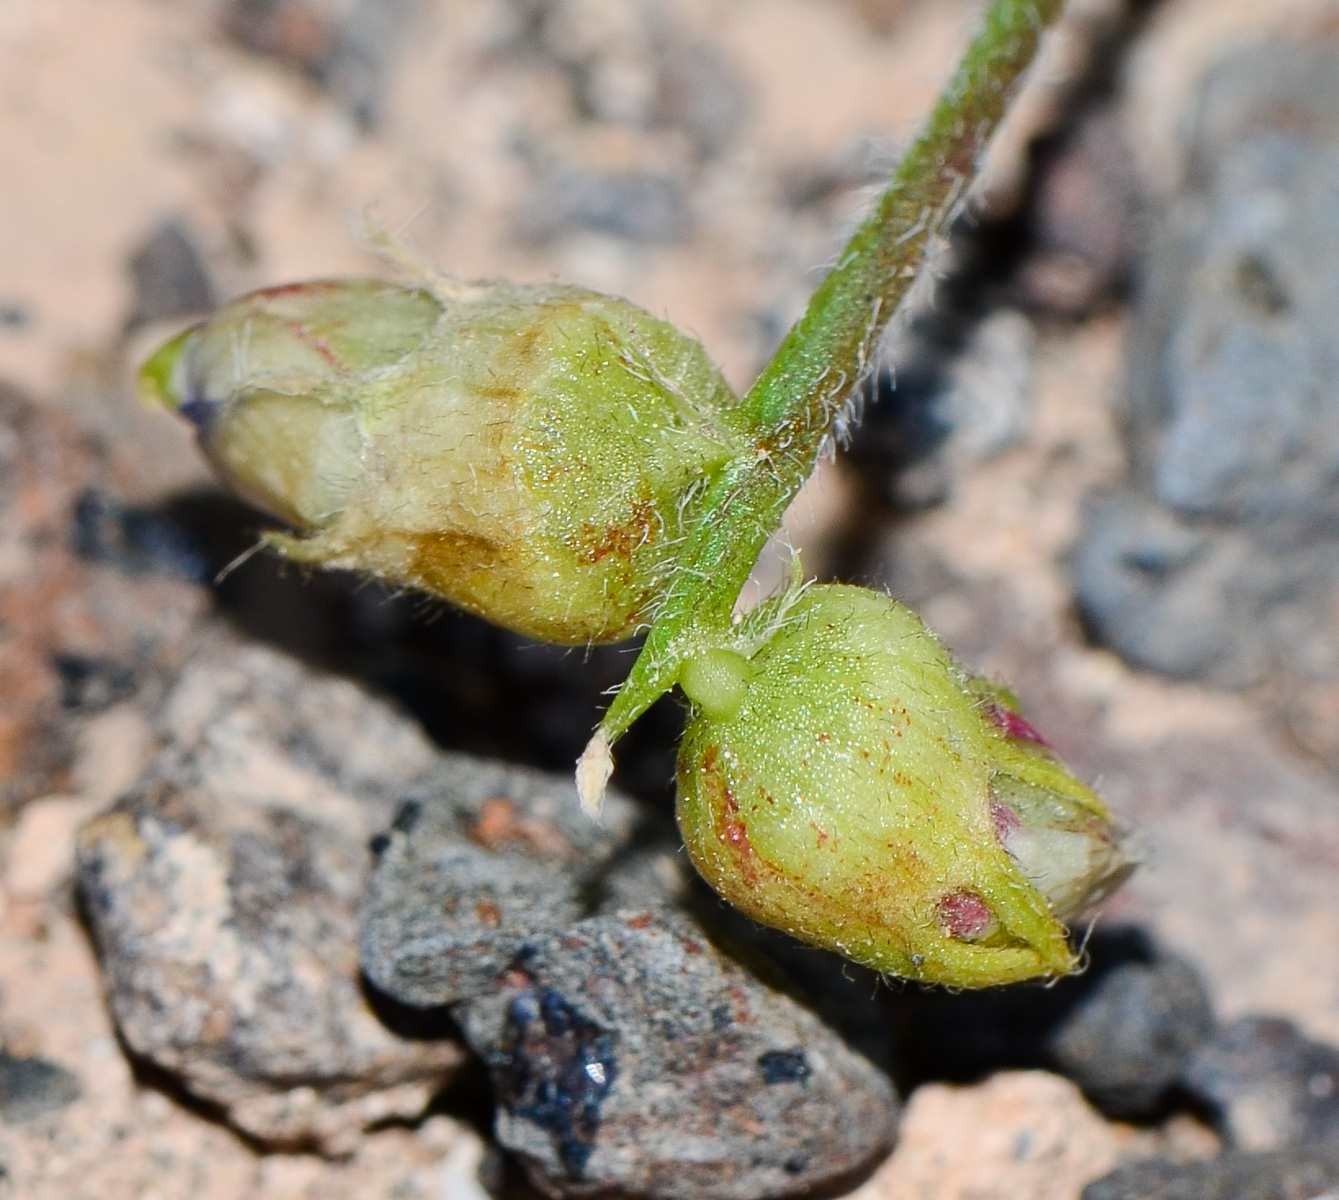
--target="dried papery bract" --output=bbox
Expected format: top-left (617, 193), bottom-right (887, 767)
top-left (676, 585), bottom-right (1134, 988)
top-left (143, 277), bottom-right (750, 645)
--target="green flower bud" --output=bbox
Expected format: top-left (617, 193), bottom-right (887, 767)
top-left (142, 277), bottom-right (750, 644)
top-left (675, 584), bottom-right (1133, 988)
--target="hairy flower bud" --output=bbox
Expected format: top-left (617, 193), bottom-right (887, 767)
top-left (675, 584), bottom-right (1133, 988)
top-left (142, 277), bottom-right (750, 644)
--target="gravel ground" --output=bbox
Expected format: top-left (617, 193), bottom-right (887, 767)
top-left (4, 0), bottom-right (1339, 1197)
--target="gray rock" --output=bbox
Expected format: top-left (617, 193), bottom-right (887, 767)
top-left (1072, 494), bottom-right (1268, 686)
top-left (1074, 45), bottom-right (1339, 754)
top-left (1082, 1143), bottom-right (1339, 1200)
top-left (1183, 1016), bottom-right (1339, 1150)
top-left (1126, 46), bottom-right (1339, 530)
top-left (1049, 954), bottom-right (1215, 1118)
top-left (76, 638), bottom-right (465, 1153)
top-left (359, 756), bottom-right (640, 1009)
top-left (0, 1052), bottom-right (81, 1125)
top-left (456, 908), bottom-right (898, 1200)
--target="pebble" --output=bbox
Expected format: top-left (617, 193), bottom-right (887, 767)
top-left (857, 305), bottom-right (1038, 511)
top-left (0, 1051), bottom-right (81, 1125)
top-left (1182, 1015), bottom-right (1339, 1151)
top-left (892, 931), bottom-right (1214, 1120)
top-left (124, 218), bottom-right (216, 331)
top-left (358, 755), bottom-right (640, 1009)
top-left (1082, 1142), bottom-right (1339, 1200)
top-left (520, 168), bottom-right (691, 244)
top-left (455, 907), bottom-right (898, 1200)
top-left (1049, 953), bottom-right (1215, 1119)
top-left (516, 0), bottom-right (748, 154)
top-left (76, 637), bottom-right (465, 1153)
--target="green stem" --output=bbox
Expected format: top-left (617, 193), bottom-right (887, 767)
top-left (594, 0), bottom-right (1065, 751)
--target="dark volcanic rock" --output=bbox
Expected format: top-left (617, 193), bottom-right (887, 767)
top-left (1082, 1142), bottom-right (1339, 1200)
top-left (1050, 954), bottom-right (1215, 1118)
top-left (892, 931), bottom-right (1213, 1119)
top-left (457, 908), bottom-right (898, 1200)
top-left (76, 639), bottom-right (464, 1153)
top-left (1183, 1015), bottom-right (1339, 1150)
top-left (359, 755), bottom-right (640, 1009)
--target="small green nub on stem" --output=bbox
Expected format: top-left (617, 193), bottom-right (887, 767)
top-left (679, 649), bottom-right (754, 722)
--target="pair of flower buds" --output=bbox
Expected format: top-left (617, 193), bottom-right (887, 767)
top-left (143, 275), bottom-right (1132, 988)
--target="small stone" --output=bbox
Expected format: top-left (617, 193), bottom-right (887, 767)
top-left (124, 219), bottom-right (215, 331)
top-left (850, 1071), bottom-right (1119, 1200)
top-left (890, 929), bottom-right (1210, 1118)
top-left (855, 306), bottom-right (1036, 510)
top-left (0, 1051), bottom-right (81, 1124)
top-left (1072, 494), bottom-right (1263, 687)
top-left (76, 639), bottom-right (463, 1153)
top-left (1182, 1015), bottom-right (1339, 1150)
top-left (359, 756), bottom-right (640, 1009)
top-left (1082, 1143), bottom-right (1339, 1200)
top-left (1050, 954), bottom-right (1215, 1118)
top-left (456, 908), bottom-right (898, 1200)
top-left (520, 169), bottom-right (690, 244)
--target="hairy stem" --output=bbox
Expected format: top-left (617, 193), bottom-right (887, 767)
top-left (583, 0), bottom-right (1066, 795)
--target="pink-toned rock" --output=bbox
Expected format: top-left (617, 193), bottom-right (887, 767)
top-left (851, 1072), bottom-right (1121, 1200)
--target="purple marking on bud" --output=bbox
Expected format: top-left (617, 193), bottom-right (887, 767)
top-left (177, 395), bottom-right (217, 435)
top-left (991, 799), bottom-right (1022, 841)
top-left (936, 891), bottom-right (996, 942)
top-left (984, 702), bottom-right (1049, 747)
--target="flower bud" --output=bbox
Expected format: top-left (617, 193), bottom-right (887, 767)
top-left (142, 277), bottom-right (750, 644)
top-left (675, 584), bottom-right (1133, 988)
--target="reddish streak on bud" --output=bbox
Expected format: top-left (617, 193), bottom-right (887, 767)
top-left (937, 890), bottom-right (995, 942)
top-left (701, 746), bottom-right (760, 887)
top-left (297, 324), bottom-right (345, 370)
top-left (985, 702), bottom-right (1049, 746)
